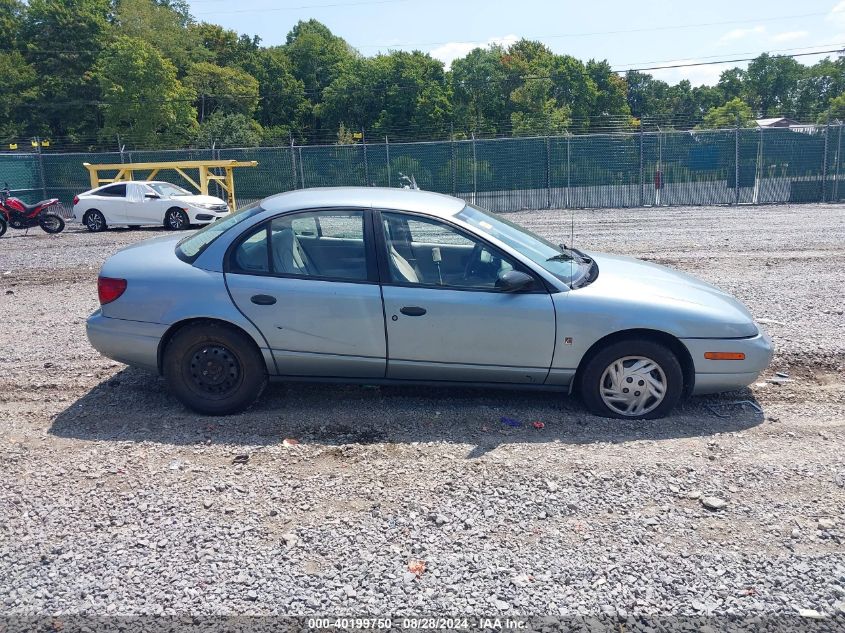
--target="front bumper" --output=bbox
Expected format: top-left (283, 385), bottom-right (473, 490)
top-left (187, 207), bottom-right (229, 224)
top-left (86, 310), bottom-right (167, 372)
top-left (682, 329), bottom-right (774, 395)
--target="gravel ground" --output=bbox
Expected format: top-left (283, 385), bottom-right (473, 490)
top-left (1, 204), bottom-right (844, 625)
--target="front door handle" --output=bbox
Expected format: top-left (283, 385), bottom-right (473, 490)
top-left (400, 306), bottom-right (426, 317)
top-left (250, 294), bottom-right (277, 306)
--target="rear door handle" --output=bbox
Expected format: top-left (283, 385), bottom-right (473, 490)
top-left (250, 294), bottom-right (277, 306)
top-left (400, 306), bottom-right (426, 316)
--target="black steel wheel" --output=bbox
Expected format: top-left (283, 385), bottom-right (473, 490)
top-left (163, 322), bottom-right (267, 415)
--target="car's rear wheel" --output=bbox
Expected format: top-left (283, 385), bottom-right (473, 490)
top-left (84, 209), bottom-right (107, 232)
top-left (165, 208), bottom-right (189, 230)
top-left (579, 339), bottom-right (683, 420)
top-left (163, 322), bottom-right (268, 416)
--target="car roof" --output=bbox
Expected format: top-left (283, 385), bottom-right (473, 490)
top-left (260, 187), bottom-right (467, 218)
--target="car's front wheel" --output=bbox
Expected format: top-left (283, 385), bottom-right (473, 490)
top-left (163, 322), bottom-right (268, 415)
top-left (164, 208), bottom-right (190, 230)
top-left (579, 338), bottom-right (683, 420)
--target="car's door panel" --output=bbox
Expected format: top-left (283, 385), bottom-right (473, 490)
top-left (93, 183), bottom-right (128, 224)
top-left (377, 210), bottom-right (556, 383)
top-left (225, 208), bottom-right (386, 378)
top-left (227, 275), bottom-right (386, 377)
top-left (382, 285), bottom-right (555, 383)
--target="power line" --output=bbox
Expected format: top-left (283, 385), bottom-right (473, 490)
top-left (193, 0), bottom-right (412, 15)
top-left (348, 10), bottom-right (831, 49)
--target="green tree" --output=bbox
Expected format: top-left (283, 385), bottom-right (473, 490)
top-left (254, 47), bottom-right (310, 136)
top-left (699, 97), bottom-right (755, 129)
top-left (0, 51), bottom-right (37, 138)
top-left (796, 57), bottom-right (845, 121)
top-left (320, 51), bottom-right (451, 141)
top-left (21, 0), bottom-right (112, 140)
top-left (96, 36), bottom-right (197, 147)
top-left (743, 53), bottom-right (803, 116)
top-left (0, 0), bottom-right (24, 47)
top-left (195, 111), bottom-right (262, 147)
top-left (185, 61), bottom-right (260, 121)
top-left (502, 40), bottom-right (595, 133)
top-left (818, 93), bottom-right (845, 123)
top-left (717, 68), bottom-right (746, 102)
top-left (115, 0), bottom-right (210, 74)
top-left (450, 46), bottom-right (509, 135)
top-left (586, 59), bottom-right (630, 130)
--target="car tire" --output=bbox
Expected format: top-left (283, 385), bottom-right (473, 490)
top-left (163, 322), bottom-right (268, 416)
top-left (579, 338), bottom-right (683, 420)
top-left (165, 208), bottom-right (190, 230)
top-left (0, 218), bottom-right (7, 238)
top-left (84, 209), bottom-right (107, 232)
top-left (128, 225), bottom-right (141, 230)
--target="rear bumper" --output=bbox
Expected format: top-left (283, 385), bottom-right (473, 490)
top-left (682, 330), bottom-right (774, 395)
top-left (86, 310), bottom-right (166, 371)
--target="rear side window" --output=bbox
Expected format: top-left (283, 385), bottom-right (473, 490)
top-left (176, 203), bottom-right (264, 263)
top-left (231, 225), bottom-right (270, 273)
top-left (98, 184), bottom-right (126, 197)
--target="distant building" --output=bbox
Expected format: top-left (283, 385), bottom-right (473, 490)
top-left (755, 117), bottom-right (800, 128)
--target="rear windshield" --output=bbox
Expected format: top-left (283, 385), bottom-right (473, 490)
top-left (176, 203), bottom-right (264, 263)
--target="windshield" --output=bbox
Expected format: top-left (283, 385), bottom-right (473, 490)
top-left (456, 204), bottom-right (595, 288)
top-left (176, 203), bottom-right (264, 263)
top-left (149, 182), bottom-right (192, 197)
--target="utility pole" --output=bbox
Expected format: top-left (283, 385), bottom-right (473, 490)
top-left (471, 132), bottom-right (477, 204)
top-left (35, 136), bottom-right (47, 202)
top-left (362, 129), bottom-right (369, 186)
top-left (290, 136), bottom-right (297, 190)
top-left (734, 117), bottom-right (740, 206)
top-left (385, 136), bottom-right (391, 187)
top-left (822, 116), bottom-right (830, 203)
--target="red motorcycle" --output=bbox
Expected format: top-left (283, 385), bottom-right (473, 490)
top-left (0, 183), bottom-right (65, 237)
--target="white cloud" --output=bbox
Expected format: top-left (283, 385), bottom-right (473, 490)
top-left (429, 34), bottom-right (519, 69)
top-left (718, 25), bottom-right (765, 44)
top-left (770, 30), bottom-right (809, 42)
top-left (827, 0), bottom-right (845, 26)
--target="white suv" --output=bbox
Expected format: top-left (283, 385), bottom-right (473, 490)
top-left (73, 181), bottom-right (230, 232)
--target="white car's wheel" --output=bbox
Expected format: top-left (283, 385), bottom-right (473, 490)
top-left (165, 208), bottom-right (189, 230)
top-left (84, 210), bottom-right (107, 232)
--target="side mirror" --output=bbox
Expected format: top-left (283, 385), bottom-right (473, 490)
top-left (496, 270), bottom-right (534, 292)
top-left (144, 192), bottom-right (160, 199)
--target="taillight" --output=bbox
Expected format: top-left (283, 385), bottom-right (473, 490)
top-left (98, 277), bottom-right (127, 305)
top-left (73, 195), bottom-right (79, 206)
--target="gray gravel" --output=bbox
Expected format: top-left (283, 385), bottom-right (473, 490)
top-left (1, 205), bottom-right (844, 621)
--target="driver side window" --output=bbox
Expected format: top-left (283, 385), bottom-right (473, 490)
top-left (380, 212), bottom-right (516, 290)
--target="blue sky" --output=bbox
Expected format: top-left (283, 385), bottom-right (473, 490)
top-left (187, 0), bottom-right (845, 85)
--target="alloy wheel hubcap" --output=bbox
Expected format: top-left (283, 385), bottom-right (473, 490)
top-left (188, 346), bottom-right (240, 395)
top-left (88, 215), bottom-right (102, 230)
top-left (169, 213), bottom-right (184, 228)
top-left (599, 355), bottom-right (667, 417)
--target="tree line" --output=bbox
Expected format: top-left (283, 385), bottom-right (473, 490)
top-left (1, 0), bottom-right (844, 150)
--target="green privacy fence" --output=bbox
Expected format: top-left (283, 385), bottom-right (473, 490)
top-left (2, 124), bottom-right (843, 213)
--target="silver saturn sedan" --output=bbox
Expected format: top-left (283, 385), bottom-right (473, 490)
top-left (87, 187), bottom-right (773, 419)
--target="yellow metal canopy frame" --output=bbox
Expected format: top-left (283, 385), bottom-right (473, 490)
top-left (82, 159), bottom-right (258, 210)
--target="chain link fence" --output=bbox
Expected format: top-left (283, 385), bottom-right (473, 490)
top-left (1, 124), bottom-right (842, 215)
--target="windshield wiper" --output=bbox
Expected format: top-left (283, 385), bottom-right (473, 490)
top-left (548, 244), bottom-right (591, 264)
